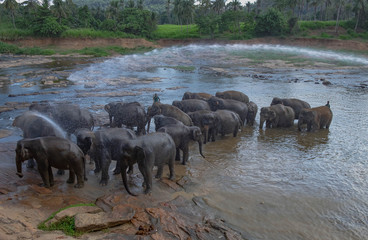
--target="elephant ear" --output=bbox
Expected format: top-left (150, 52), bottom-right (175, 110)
top-left (134, 146), bottom-right (146, 163)
top-left (191, 127), bottom-right (201, 140)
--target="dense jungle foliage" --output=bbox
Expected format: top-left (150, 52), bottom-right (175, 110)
top-left (0, 0), bottom-right (367, 43)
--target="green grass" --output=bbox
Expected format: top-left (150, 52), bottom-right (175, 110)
top-left (299, 20), bottom-right (337, 31)
top-left (61, 28), bottom-right (137, 39)
top-left (154, 24), bottom-right (200, 39)
top-left (38, 203), bottom-right (95, 237)
top-left (0, 41), bottom-right (55, 55)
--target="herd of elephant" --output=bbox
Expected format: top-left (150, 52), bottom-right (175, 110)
top-left (12, 90), bottom-right (333, 195)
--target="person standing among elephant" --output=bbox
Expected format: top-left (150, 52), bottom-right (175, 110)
top-left (153, 93), bottom-right (160, 103)
top-left (325, 101), bottom-right (330, 108)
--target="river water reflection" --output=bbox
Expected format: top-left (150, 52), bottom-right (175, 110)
top-left (1, 44), bottom-right (368, 239)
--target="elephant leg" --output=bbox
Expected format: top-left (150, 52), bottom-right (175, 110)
top-left (99, 159), bottom-right (111, 186)
top-left (38, 165), bottom-right (50, 188)
top-left (48, 166), bottom-right (54, 187)
top-left (127, 163), bottom-right (134, 175)
top-left (168, 158), bottom-right (175, 181)
top-left (138, 163), bottom-right (151, 194)
top-left (27, 158), bottom-right (35, 168)
top-left (233, 126), bottom-right (238, 137)
top-left (94, 158), bottom-right (101, 173)
top-left (155, 164), bottom-right (163, 179)
top-left (182, 146), bottom-right (189, 165)
top-left (113, 160), bottom-right (121, 175)
top-left (67, 167), bottom-right (75, 184)
top-left (74, 169), bottom-right (84, 188)
top-left (175, 148), bottom-right (181, 161)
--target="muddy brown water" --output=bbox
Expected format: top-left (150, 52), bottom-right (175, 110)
top-left (1, 44), bottom-right (368, 239)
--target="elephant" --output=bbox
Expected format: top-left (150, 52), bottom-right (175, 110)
top-left (182, 92), bottom-right (212, 101)
top-left (270, 97), bottom-right (311, 119)
top-left (12, 111), bottom-right (67, 169)
top-left (146, 102), bottom-right (193, 132)
top-left (153, 115), bottom-right (184, 132)
top-left (29, 102), bottom-right (94, 135)
top-left (246, 101), bottom-right (258, 126)
top-left (298, 106), bottom-right (333, 132)
top-left (15, 136), bottom-right (86, 188)
top-left (214, 110), bottom-right (242, 138)
top-left (104, 101), bottom-right (143, 127)
top-left (172, 99), bottom-right (211, 113)
top-left (215, 90), bottom-right (249, 104)
top-left (120, 132), bottom-right (176, 195)
top-left (106, 102), bottom-right (147, 135)
top-left (207, 96), bottom-right (247, 125)
top-left (76, 127), bottom-right (137, 186)
top-left (188, 110), bottom-right (218, 144)
top-left (259, 104), bottom-right (295, 129)
top-left (157, 124), bottom-right (205, 165)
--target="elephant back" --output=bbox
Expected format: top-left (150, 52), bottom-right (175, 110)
top-left (182, 92), bottom-right (212, 101)
top-left (157, 104), bottom-right (193, 126)
top-left (271, 98), bottom-right (311, 119)
top-left (215, 90), bottom-right (249, 104)
top-left (172, 99), bottom-right (211, 113)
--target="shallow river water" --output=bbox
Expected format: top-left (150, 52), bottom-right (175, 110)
top-left (1, 44), bottom-right (368, 239)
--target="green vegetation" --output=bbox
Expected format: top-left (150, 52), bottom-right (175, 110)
top-left (38, 203), bottom-right (96, 237)
top-left (0, 0), bottom-right (367, 56)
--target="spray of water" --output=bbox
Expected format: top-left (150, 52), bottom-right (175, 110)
top-left (27, 111), bottom-right (67, 139)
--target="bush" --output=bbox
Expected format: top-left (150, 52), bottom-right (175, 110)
top-left (99, 19), bottom-right (118, 31)
top-left (33, 17), bottom-right (66, 37)
top-left (255, 8), bottom-right (287, 36)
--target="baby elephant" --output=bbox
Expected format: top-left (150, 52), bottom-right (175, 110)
top-left (15, 137), bottom-right (86, 188)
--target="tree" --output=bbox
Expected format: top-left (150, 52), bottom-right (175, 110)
top-left (119, 8), bottom-right (157, 38)
top-left (212, 0), bottom-right (225, 15)
top-left (51, 0), bottom-right (66, 24)
top-left (255, 8), bottom-right (287, 36)
top-left (246, 1), bottom-right (251, 14)
top-left (335, 0), bottom-right (345, 33)
top-left (3, 0), bottom-right (18, 28)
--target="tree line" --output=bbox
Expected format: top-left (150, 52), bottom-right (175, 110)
top-left (0, 0), bottom-right (366, 39)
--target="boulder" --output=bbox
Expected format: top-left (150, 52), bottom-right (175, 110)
top-left (74, 205), bottom-right (135, 232)
top-left (45, 206), bottom-right (103, 227)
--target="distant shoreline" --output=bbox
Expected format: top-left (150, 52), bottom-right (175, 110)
top-left (3, 37), bottom-right (368, 55)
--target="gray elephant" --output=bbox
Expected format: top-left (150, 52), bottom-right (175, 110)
top-left (12, 111), bottom-right (67, 169)
top-left (215, 90), bottom-right (249, 104)
top-left (207, 96), bottom-right (247, 125)
top-left (104, 101), bottom-right (142, 127)
top-left (120, 132), bottom-right (176, 195)
top-left (29, 102), bottom-right (94, 135)
top-left (246, 101), bottom-right (258, 126)
top-left (188, 110), bottom-right (218, 144)
top-left (153, 115), bottom-right (184, 132)
top-left (182, 92), bottom-right (212, 101)
top-left (270, 97), bottom-right (311, 119)
top-left (172, 99), bottom-right (211, 113)
top-left (259, 104), bottom-right (295, 129)
top-left (15, 136), bottom-right (86, 188)
top-left (157, 124), bottom-right (205, 165)
top-left (146, 102), bottom-right (193, 132)
top-left (298, 106), bottom-right (333, 132)
top-left (76, 127), bottom-right (136, 186)
top-left (214, 110), bottom-right (242, 138)
top-left (105, 102), bottom-right (147, 135)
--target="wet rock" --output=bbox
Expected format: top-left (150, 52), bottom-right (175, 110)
top-left (29, 184), bottom-right (53, 195)
top-left (160, 178), bottom-right (182, 191)
top-left (21, 82), bottom-right (36, 88)
top-left (322, 80), bottom-right (332, 85)
top-left (314, 81), bottom-right (320, 84)
top-left (8, 91), bottom-right (61, 97)
top-left (14, 78), bottom-right (27, 83)
top-left (0, 106), bottom-right (13, 113)
top-left (45, 206), bottom-right (103, 227)
top-left (41, 76), bottom-right (59, 85)
top-left (76, 91), bottom-right (140, 98)
top-left (5, 101), bottom-right (32, 109)
top-left (166, 86), bottom-right (187, 90)
top-left (176, 176), bottom-right (195, 190)
top-left (74, 205), bottom-right (135, 232)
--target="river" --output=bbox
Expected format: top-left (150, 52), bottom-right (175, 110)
top-left (1, 44), bottom-right (368, 239)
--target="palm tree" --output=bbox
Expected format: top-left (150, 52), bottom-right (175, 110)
top-left (106, 0), bottom-right (119, 19)
top-left (246, 1), bottom-right (251, 14)
top-left (256, 0), bottom-right (261, 15)
top-left (52, 0), bottom-right (66, 23)
top-left (310, 0), bottom-right (319, 20)
top-left (212, 0), bottom-right (225, 15)
top-left (335, 0), bottom-right (345, 34)
top-left (3, 0), bottom-right (18, 28)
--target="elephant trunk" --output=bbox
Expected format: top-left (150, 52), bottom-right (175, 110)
top-left (146, 117), bottom-right (152, 133)
top-left (16, 154), bottom-right (23, 178)
top-left (203, 125), bottom-right (209, 144)
top-left (259, 116), bottom-right (265, 129)
top-left (298, 119), bottom-right (303, 131)
top-left (198, 139), bottom-right (205, 158)
top-left (121, 164), bottom-right (136, 196)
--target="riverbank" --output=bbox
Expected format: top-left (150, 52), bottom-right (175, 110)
top-left (4, 36), bottom-right (368, 54)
